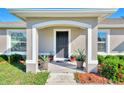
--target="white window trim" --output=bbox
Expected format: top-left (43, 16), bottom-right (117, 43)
top-left (97, 29), bottom-right (110, 55)
top-left (53, 29), bottom-right (71, 60)
top-left (7, 29), bottom-right (26, 55)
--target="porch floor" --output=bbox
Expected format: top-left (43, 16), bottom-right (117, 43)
top-left (48, 61), bottom-right (85, 73)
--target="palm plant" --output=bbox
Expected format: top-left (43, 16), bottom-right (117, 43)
top-left (39, 55), bottom-right (49, 62)
top-left (75, 49), bottom-right (86, 61)
top-left (75, 49), bottom-right (86, 68)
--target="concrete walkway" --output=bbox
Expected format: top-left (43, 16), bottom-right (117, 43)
top-left (46, 61), bottom-right (84, 85)
top-left (48, 61), bottom-right (84, 73)
top-left (46, 73), bottom-right (79, 85)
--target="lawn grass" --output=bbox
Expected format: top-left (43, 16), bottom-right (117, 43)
top-left (0, 62), bottom-right (49, 85)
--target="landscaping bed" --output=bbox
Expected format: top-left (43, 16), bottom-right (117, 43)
top-left (98, 55), bottom-right (124, 84)
top-left (74, 72), bottom-right (108, 84)
top-left (74, 55), bottom-right (124, 84)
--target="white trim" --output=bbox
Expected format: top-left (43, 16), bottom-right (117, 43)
top-left (98, 29), bottom-right (110, 54)
top-left (53, 29), bottom-right (71, 60)
top-left (10, 9), bottom-right (117, 19)
top-left (98, 52), bottom-right (124, 55)
top-left (33, 20), bottom-right (91, 29)
top-left (32, 28), bottom-right (37, 62)
top-left (87, 28), bottom-right (92, 64)
top-left (89, 60), bottom-right (98, 64)
top-left (6, 29), bottom-right (26, 55)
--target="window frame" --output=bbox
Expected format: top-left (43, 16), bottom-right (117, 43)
top-left (7, 29), bottom-right (26, 55)
top-left (97, 29), bottom-right (110, 55)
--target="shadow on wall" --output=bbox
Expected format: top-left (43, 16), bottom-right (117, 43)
top-left (1, 45), bottom-right (26, 72)
top-left (112, 41), bottom-right (124, 53)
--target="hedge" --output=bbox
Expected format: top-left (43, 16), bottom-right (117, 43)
top-left (0, 54), bottom-right (26, 63)
top-left (0, 55), bottom-right (8, 62)
top-left (98, 55), bottom-right (124, 83)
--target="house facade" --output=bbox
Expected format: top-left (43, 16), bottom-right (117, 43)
top-left (1, 8), bottom-right (124, 73)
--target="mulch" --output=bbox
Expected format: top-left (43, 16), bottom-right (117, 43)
top-left (74, 72), bottom-right (109, 84)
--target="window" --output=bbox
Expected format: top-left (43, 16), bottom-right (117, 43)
top-left (7, 30), bottom-right (26, 54)
top-left (98, 32), bottom-right (107, 52)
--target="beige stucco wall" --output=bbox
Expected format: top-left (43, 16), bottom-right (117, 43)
top-left (110, 28), bottom-right (124, 53)
top-left (38, 26), bottom-right (86, 54)
top-left (26, 17), bottom-right (98, 60)
top-left (98, 28), bottom-right (124, 54)
top-left (0, 29), bottom-right (7, 54)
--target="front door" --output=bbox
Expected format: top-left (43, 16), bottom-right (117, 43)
top-left (56, 31), bottom-right (68, 58)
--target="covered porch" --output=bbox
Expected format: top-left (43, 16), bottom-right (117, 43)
top-left (26, 20), bottom-right (98, 73)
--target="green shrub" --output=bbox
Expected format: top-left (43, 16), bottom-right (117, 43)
top-left (10, 54), bottom-right (25, 63)
top-left (98, 55), bottom-right (124, 83)
top-left (97, 55), bottom-right (106, 64)
top-left (105, 55), bottom-right (119, 60)
top-left (117, 55), bottom-right (124, 60)
top-left (0, 55), bottom-right (8, 62)
top-left (0, 57), bottom-right (6, 62)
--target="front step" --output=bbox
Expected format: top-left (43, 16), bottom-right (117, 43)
top-left (46, 73), bottom-right (79, 85)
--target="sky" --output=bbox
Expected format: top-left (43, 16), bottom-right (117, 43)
top-left (0, 8), bottom-right (124, 22)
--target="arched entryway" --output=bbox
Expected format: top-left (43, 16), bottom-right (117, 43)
top-left (26, 20), bottom-right (94, 73)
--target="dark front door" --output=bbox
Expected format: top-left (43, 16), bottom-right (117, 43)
top-left (56, 31), bottom-right (68, 58)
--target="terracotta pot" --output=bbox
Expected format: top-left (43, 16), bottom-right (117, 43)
top-left (49, 55), bottom-right (54, 62)
top-left (19, 60), bottom-right (25, 64)
top-left (70, 56), bottom-right (76, 62)
top-left (76, 61), bottom-right (83, 68)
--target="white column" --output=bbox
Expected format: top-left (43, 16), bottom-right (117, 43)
top-left (86, 28), bottom-right (92, 72)
top-left (26, 28), bottom-right (38, 73)
top-left (87, 28), bottom-right (92, 65)
top-left (86, 27), bottom-right (98, 73)
top-left (32, 28), bottom-right (38, 62)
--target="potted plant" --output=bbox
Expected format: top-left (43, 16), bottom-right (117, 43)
top-left (49, 52), bottom-right (54, 62)
top-left (19, 58), bottom-right (25, 64)
top-left (39, 55), bottom-right (49, 70)
top-left (76, 49), bottom-right (86, 68)
top-left (19, 55), bottom-right (26, 64)
top-left (70, 52), bottom-right (77, 62)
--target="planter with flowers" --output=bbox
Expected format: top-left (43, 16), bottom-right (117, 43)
top-left (70, 52), bottom-right (77, 62)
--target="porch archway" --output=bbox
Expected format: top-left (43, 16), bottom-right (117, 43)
top-left (27, 20), bottom-right (93, 73)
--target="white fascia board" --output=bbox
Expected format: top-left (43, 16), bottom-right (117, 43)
top-left (9, 8), bottom-right (118, 19)
top-left (9, 8), bottom-right (117, 13)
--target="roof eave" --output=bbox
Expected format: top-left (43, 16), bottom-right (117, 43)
top-left (9, 8), bottom-right (118, 19)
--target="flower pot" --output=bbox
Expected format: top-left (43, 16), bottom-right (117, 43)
top-left (38, 62), bottom-right (48, 70)
top-left (19, 60), bottom-right (25, 64)
top-left (42, 62), bottom-right (48, 70)
top-left (49, 55), bottom-right (54, 62)
top-left (76, 61), bottom-right (83, 68)
top-left (70, 56), bottom-right (76, 62)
